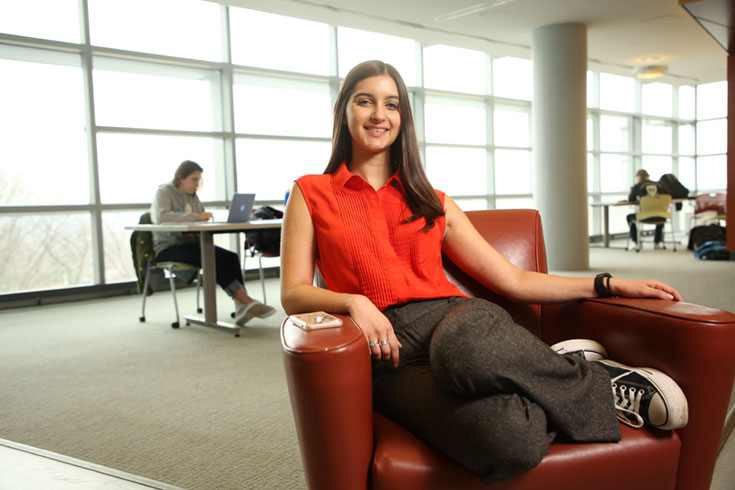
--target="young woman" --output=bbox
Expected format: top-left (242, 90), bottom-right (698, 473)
top-left (151, 160), bottom-right (275, 326)
top-left (280, 61), bottom-right (687, 483)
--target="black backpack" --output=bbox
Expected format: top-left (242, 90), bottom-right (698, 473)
top-left (245, 205), bottom-right (284, 254)
top-left (687, 224), bottom-right (726, 251)
top-left (658, 174), bottom-right (689, 210)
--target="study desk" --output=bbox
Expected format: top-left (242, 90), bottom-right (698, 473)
top-left (590, 199), bottom-right (690, 248)
top-left (125, 220), bottom-right (282, 336)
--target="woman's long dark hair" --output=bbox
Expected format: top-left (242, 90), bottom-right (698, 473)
top-left (324, 60), bottom-right (444, 230)
top-left (172, 160), bottom-right (203, 188)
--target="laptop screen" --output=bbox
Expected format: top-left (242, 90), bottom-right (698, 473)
top-left (227, 193), bottom-right (256, 223)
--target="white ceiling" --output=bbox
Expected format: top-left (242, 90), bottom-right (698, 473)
top-left (215, 0), bottom-right (728, 84)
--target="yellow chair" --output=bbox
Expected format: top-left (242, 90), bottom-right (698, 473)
top-left (629, 193), bottom-right (676, 252)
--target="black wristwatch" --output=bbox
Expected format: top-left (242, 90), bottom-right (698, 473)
top-left (594, 272), bottom-right (615, 298)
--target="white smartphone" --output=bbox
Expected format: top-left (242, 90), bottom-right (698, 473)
top-left (289, 311), bottom-right (343, 330)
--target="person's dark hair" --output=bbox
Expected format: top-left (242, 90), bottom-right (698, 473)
top-left (324, 60), bottom-right (444, 230)
top-left (636, 169), bottom-right (650, 180)
top-left (172, 160), bottom-right (204, 188)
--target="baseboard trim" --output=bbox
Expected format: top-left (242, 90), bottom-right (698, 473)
top-left (0, 267), bottom-right (281, 311)
top-left (0, 438), bottom-right (185, 490)
top-left (720, 389), bottom-right (735, 454)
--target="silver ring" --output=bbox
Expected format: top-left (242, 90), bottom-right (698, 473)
top-left (380, 339), bottom-right (389, 345)
top-left (369, 341), bottom-right (377, 348)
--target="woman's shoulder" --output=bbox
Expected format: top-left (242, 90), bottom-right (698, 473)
top-left (154, 183), bottom-right (176, 197)
top-left (295, 173), bottom-right (333, 193)
top-left (296, 172), bottom-right (330, 184)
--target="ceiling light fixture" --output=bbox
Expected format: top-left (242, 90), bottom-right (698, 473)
top-left (434, 0), bottom-right (517, 22)
top-left (633, 64), bottom-right (668, 80)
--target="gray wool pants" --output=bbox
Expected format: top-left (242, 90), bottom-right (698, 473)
top-left (372, 296), bottom-right (621, 484)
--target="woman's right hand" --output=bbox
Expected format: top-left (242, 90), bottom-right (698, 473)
top-left (197, 212), bottom-right (213, 221)
top-left (348, 295), bottom-right (402, 367)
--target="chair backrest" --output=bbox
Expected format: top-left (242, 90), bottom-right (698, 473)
top-left (442, 209), bottom-right (548, 338)
top-left (645, 183), bottom-right (659, 196)
top-left (130, 212), bottom-right (157, 292)
top-left (636, 194), bottom-right (672, 221)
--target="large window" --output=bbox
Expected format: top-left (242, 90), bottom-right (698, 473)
top-left (424, 97), bottom-right (486, 145)
top-left (229, 8), bottom-right (330, 75)
top-left (233, 75), bottom-right (332, 138)
top-left (587, 73), bottom-right (713, 237)
top-left (96, 133), bottom-right (221, 204)
top-left (0, 213), bottom-right (93, 293)
top-left (337, 27), bottom-right (418, 86)
top-left (0, 1), bottom-right (728, 296)
top-left (423, 44), bottom-right (487, 95)
top-left (425, 147), bottom-right (487, 197)
top-left (88, 0), bottom-right (222, 61)
top-left (93, 61), bottom-right (218, 132)
top-left (0, 55), bottom-right (88, 206)
top-left (493, 57), bottom-right (532, 100)
top-left (235, 139), bottom-right (331, 201)
top-left (0, 0), bottom-right (79, 43)
top-left (696, 81), bottom-right (728, 192)
top-left (599, 73), bottom-right (635, 112)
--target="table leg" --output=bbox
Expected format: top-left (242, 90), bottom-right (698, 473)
top-left (200, 231), bottom-right (217, 324)
top-left (602, 205), bottom-right (610, 248)
top-left (184, 231), bottom-right (241, 336)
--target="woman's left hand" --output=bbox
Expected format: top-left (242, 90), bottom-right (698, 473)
top-left (609, 278), bottom-right (683, 302)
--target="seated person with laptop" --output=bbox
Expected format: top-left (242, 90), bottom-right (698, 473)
top-left (151, 160), bottom-right (275, 326)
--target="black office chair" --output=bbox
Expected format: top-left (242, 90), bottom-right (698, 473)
top-left (131, 213), bottom-right (202, 329)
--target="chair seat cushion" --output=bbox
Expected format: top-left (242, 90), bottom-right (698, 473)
top-left (371, 413), bottom-right (680, 490)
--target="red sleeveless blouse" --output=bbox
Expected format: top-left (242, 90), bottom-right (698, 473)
top-left (295, 162), bottom-right (466, 311)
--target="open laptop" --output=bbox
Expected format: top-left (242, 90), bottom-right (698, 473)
top-left (220, 193), bottom-right (256, 223)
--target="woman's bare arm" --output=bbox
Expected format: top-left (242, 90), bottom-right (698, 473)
top-left (279, 183), bottom-right (403, 366)
top-left (441, 196), bottom-right (682, 303)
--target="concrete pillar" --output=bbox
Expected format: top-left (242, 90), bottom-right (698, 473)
top-left (532, 23), bottom-right (589, 270)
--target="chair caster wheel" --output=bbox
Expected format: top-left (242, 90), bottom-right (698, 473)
top-left (139, 316), bottom-right (145, 322)
top-left (171, 322), bottom-right (180, 329)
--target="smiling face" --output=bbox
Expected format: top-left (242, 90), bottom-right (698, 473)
top-left (344, 74), bottom-right (401, 160)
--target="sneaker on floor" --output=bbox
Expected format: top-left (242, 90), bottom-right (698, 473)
top-left (551, 339), bottom-right (608, 361)
top-left (250, 301), bottom-right (276, 319)
top-left (234, 302), bottom-right (259, 326)
top-left (235, 301), bottom-right (277, 326)
top-left (594, 359), bottom-right (688, 431)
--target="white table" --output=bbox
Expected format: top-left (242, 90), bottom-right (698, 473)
top-left (126, 220), bottom-right (282, 336)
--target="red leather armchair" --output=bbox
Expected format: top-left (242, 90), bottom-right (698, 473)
top-left (281, 209), bottom-right (735, 490)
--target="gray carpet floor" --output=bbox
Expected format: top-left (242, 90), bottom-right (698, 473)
top-left (0, 282), bottom-right (304, 490)
top-left (1, 240), bottom-right (733, 489)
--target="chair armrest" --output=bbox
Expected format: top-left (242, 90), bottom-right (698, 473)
top-left (541, 299), bottom-right (735, 490)
top-left (281, 314), bottom-right (373, 490)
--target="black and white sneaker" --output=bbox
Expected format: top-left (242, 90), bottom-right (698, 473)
top-left (594, 360), bottom-right (688, 431)
top-left (551, 339), bottom-right (608, 361)
top-left (234, 301), bottom-right (277, 326)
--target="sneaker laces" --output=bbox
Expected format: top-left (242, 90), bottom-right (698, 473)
top-left (610, 371), bottom-right (645, 429)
